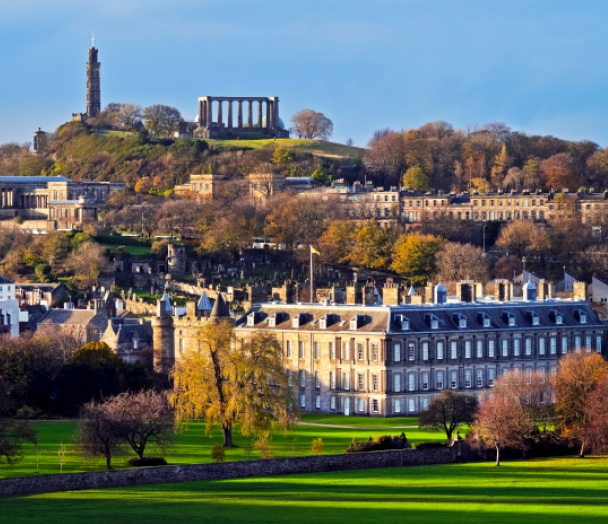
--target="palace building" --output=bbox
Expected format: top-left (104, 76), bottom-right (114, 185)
top-left (152, 280), bottom-right (607, 416)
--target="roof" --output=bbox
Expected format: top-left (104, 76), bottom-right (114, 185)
top-left (16, 283), bottom-right (61, 291)
top-left (235, 299), bottom-right (604, 335)
top-left (0, 275), bottom-right (14, 285)
top-left (210, 294), bottom-right (230, 318)
top-left (0, 176), bottom-right (71, 183)
top-left (107, 319), bottom-right (152, 344)
top-left (197, 292), bottom-right (212, 311)
top-left (38, 308), bottom-right (108, 328)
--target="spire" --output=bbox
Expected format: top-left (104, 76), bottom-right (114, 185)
top-left (210, 294), bottom-right (230, 319)
top-left (91, 32), bottom-right (95, 48)
top-left (197, 292), bottom-right (212, 312)
top-left (408, 285), bottom-right (417, 297)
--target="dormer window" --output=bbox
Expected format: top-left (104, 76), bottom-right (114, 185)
top-left (431, 319), bottom-right (439, 330)
top-left (399, 315), bottom-right (410, 331)
top-left (483, 318), bottom-right (491, 328)
top-left (292, 316), bottom-right (300, 328)
top-left (320, 317), bottom-right (327, 329)
top-left (533, 315), bottom-right (540, 326)
top-left (556, 314), bottom-right (563, 325)
top-left (509, 317), bottom-right (516, 326)
top-left (269, 316), bottom-right (276, 327)
top-left (459, 318), bottom-right (467, 329)
top-left (247, 315), bottom-right (255, 326)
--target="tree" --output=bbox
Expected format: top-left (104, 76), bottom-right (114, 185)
top-left (318, 220), bottom-right (356, 265)
top-left (77, 399), bottom-right (126, 470)
top-left (473, 369), bottom-right (553, 465)
top-left (172, 321), bottom-right (297, 447)
top-left (310, 438), bottom-right (324, 456)
top-left (582, 375), bottom-right (608, 454)
top-left (418, 390), bottom-right (478, 443)
top-left (401, 167), bottom-right (430, 192)
top-left (65, 242), bottom-right (111, 291)
top-left (490, 144), bottom-right (510, 188)
top-left (435, 242), bottom-right (489, 282)
top-left (103, 391), bottom-right (175, 461)
top-left (552, 351), bottom-right (608, 456)
top-left (495, 221), bottom-right (551, 258)
top-left (290, 109), bottom-right (333, 140)
top-left (349, 220), bottom-right (396, 270)
top-left (586, 148), bottom-right (608, 190)
top-left (391, 233), bottom-right (444, 285)
top-left (143, 105), bottom-right (182, 137)
top-left (540, 153), bottom-right (581, 191)
top-left (0, 420), bottom-right (37, 465)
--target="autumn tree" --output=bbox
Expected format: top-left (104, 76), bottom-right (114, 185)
top-left (349, 220), bottom-right (396, 270)
top-left (143, 105), bottom-right (182, 137)
top-left (317, 220), bottom-right (356, 265)
top-left (401, 166), bottom-right (430, 192)
top-left (363, 130), bottom-right (407, 177)
top-left (473, 369), bottom-right (553, 465)
top-left (290, 109), bottom-right (333, 140)
top-left (586, 148), bottom-right (608, 190)
top-left (552, 351), bottom-right (608, 456)
top-left (172, 321), bottom-right (297, 447)
top-left (65, 242), bottom-right (111, 291)
top-left (490, 144), bottom-right (510, 188)
top-left (391, 233), bottom-right (444, 285)
top-left (495, 220), bottom-right (551, 258)
top-left (583, 375), bottom-right (608, 454)
top-left (435, 242), bottom-right (489, 282)
top-left (418, 390), bottom-right (478, 443)
top-left (540, 153), bottom-right (581, 191)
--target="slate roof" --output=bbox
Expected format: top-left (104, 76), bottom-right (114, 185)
top-left (0, 176), bottom-right (71, 183)
top-left (38, 308), bottom-right (108, 328)
top-left (108, 319), bottom-right (152, 344)
top-left (0, 275), bottom-right (14, 285)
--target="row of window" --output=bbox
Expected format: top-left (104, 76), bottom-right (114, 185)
top-left (285, 340), bottom-right (380, 361)
top-left (473, 198), bottom-right (545, 208)
top-left (298, 394), bottom-right (381, 414)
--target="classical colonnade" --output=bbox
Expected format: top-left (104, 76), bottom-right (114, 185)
top-left (198, 96), bottom-right (280, 130)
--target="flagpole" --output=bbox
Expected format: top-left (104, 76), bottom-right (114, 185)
top-left (310, 245), bottom-right (314, 303)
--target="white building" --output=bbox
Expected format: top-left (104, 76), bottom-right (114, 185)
top-left (0, 276), bottom-right (21, 337)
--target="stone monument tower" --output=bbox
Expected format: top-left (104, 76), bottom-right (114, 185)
top-left (86, 37), bottom-right (101, 118)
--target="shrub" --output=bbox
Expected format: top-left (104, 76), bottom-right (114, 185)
top-left (310, 438), bottom-right (324, 456)
top-left (415, 441), bottom-right (447, 450)
top-left (127, 457), bottom-right (167, 467)
top-left (345, 434), bottom-right (411, 454)
top-left (211, 445), bottom-right (226, 463)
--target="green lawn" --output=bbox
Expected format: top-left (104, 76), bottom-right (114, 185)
top-left (0, 416), bottom-right (440, 478)
top-left (206, 138), bottom-right (363, 161)
top-left (3, 457), bottom-right (608, 523)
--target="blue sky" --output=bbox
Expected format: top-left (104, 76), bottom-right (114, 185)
top-left (1, 0), bottom-right (608, 148)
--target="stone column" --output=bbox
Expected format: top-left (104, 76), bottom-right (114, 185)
top-left (257, 100), bottom-right (263, 128)
top-left (273, 97), bottom-right (279, 130)
top-left (206, 99), bottom-right (212, 127)
top-left (248, 101), bottom-right (253, 127)
top-left (200, 100), bottom-right (205, 127)
top-left (237, 100), bottom-right (243, 128)
top-left (217, 100), bottom-right (223, 129)
top-left (10, 190), bottom-right (13, 207)
top-left (227, 100), bottom-right (233, 128)
top-left (1, 191), bottom-right (4, 208)
top-left (266, 100), bottom-right (271, 129)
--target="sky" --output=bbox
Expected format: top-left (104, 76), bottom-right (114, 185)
top-left (1, 0), bottom-right (608, 148)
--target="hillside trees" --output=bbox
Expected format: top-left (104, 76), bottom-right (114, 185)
top-left (436, 242), bottom-right (489, 282)
top-left (495, 221), bottom-right (551, 258)
top-left (65, 242), bottom-right (112, 291)
top-left (540, 153), bottom-right (581, 191)
top-left (401, 166), bottom-right (429, 191)
top-left (172, 321), bottom-right (296, 447)
top-left (391, 233), bottom-right (444, 285)
top-left (143, 105), bottom-right (183, 137)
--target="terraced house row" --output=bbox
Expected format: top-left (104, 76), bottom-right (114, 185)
top-left (154, 280), bottom-right (607, 416)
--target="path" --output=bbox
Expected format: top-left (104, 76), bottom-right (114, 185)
top-left (298, 421), bottom-right (418, 430)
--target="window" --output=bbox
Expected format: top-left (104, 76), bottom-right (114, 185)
top-left (539, 337), bottom-right (546, 356)
top-left (287, 370), bottom-right (292, 386)
top-left (357, 343), bottom-right (364, 361)
top-left (437, 341), bottom-right (444, 360)
top-left (330, 396), bottom-right (336, 410)
top-left (358, 373), bottom-right (364, 391)
top-left (580, 313), bottom-right (587, 324)
top-left (315, 372), bottom-right (320, 388)
top-left (300, 394), bottom-right (306, 408)
top-left (394, 373), bottom-right (401, 392)
top-left (421, 372), bottom-right (429, 391)
top-left (532, 315), bottom-right (540, 326)
top-left (343, 342), bottom-right (350, 360)
top-left (357, 398), bottom-right (364, 412)
top-left (179, 338), bottom-right (185, 355)
top-left (465, 341), bottom-right (472, 359)
top-left (436, 371), bottom-right (444, 390)
top-left (525, 338), bottom-right (532, 356)
top-left (597, 335), bottom-right (602, 353)
top-left (394, 343), bottom-right (401, 361)
top-left (299, 370), bottom-right (306, 387)
top-left (286, 341), bottom-right (292, 358)
top-left (561, 336), bottom-right (568, 354)
top-left (408, 343), bottom-right (415, 361)
top-left (408, 373), bottom-right (416, 392)
top-left (575, 335), bottom-right (582, 350)
top-left (459, 318), bottom-right (467, 329)
top-left (526, 368), bottom-right (532, 384)
top-left (343, 372), bottom-right (350, 390)
top-left (329, 342), bottom-right (335, 360)
top-left (450, 371), bottom-right (458, 389)
top-left (488, 340), bottom-right (495, 358)
top-left (550, 336), bottom-right (557, 355)
top-left (488, 368), bottom-right (496, 386)
top-left (508, 316), bottom-right (516, 327)
top-left (476, 340), bottom-right (483, 358)
top-left (314, 342), bottom-right (320, 359)
top-left (315, 395), bottom-right (321, 409)
top-left (431, 319), bottom-right (439, 330)
top-left (556, 314), bottom-right (563, 325)
top-left (450, 341), bottom-right (458, 359)
top-left (298, 341), bottom-right (305, 359)
top-left (371, 344), bottom-right (378, 361)
top-left (394, 399), bottom-right (401, 413)
top-left (408, 398), bottom-right (416, 413)
top-left (422, 342), bottom-right (429, 361)
top-left (464, 369), bottom-right (472, 388)
top-left (476, 369), bottom-right (483, 388)
top-left (372, 374), bottom-right (378, 392)
top-left (372, 399), bottom-right (379, 413)
top-left (514, 338), bottom-right (521, 357)
top-left (329, 371), bottom-right (335, 389)
top-left (586, 335), bottom-right (592, 351)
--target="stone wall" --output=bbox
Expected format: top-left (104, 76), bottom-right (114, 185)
top-left (0, 444), bottom-right (474, 497)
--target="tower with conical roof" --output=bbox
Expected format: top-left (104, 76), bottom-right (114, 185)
top-left (86, 36), bottom-right (101, 117)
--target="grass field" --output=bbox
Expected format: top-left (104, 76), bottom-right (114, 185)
top-left (0, 415), bottom-right (442, 478)
top-left (3, 457), bottom-right (608, 523)
top-left (206, 138), bottom-right (363, 161)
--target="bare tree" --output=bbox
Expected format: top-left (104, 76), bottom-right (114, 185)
top-left (419, 390), bottom-right (478, 443)
top-left (143, 105), bottom-right (183, 137)
top-left (436, 242), bottom-right (490, 282)
top-left (290, 109), bottom-right (333, 140)
top-left (65, 242), bottom-right (112, 291)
